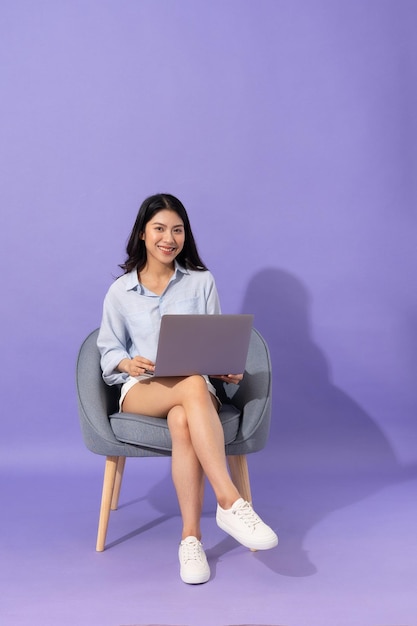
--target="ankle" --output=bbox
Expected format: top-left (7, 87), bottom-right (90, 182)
top-left (182, 530), bottom-right (201, 541)
top-left (217, 496), bottom-right (242, 511)
top-left (217, 485), bottom-right (241, 510)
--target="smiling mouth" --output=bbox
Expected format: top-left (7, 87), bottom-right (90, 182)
top-left (158, 246), bottom-right (177, 254)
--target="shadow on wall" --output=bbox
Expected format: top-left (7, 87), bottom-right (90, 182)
top-left (241, 267), bottom-right (400, 472)
top-left (239, 267), bottom-right (417, 576)
top-left (139, 267), bottom-right (416, 578)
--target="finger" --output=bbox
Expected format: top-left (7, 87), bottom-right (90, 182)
top-left (131, 362), bottom-right (150, 375)
top-left (132, 356), bottom-right (155, 373)
top-left (226, 374), bottom-right (242, 384)
top-left (143, 361), bottom-right (155, 371)
top-left (133, 357), bottom-right (154, 367)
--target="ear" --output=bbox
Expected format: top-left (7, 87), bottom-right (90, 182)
top-left (139, 231), bottom-right (145, 240)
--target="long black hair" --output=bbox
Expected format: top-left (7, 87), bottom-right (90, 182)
top-left (119, 194), bottom-right (208, 274)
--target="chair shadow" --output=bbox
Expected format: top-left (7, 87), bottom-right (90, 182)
top-left (237, 267), bottom-right (417, 576)
top-left (105, 512), bottom-right (173, 550)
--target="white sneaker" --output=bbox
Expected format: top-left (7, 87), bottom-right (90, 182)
top-left (216, 498), bottom-right (278, 550)
top-left (178, 536), bottom-right (211, 584)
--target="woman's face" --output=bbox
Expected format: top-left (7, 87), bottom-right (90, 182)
top-left (141, 209), bottom-right (185, 266)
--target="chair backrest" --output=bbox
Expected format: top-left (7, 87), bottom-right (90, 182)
top-left (76, 329), bottom-right (128, 456)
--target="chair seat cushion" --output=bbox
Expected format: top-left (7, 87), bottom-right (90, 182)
top-left (110, 404), bottom-right (242, 453)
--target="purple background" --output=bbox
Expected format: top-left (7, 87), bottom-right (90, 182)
top-left (1, 2), bottom-right (417, 624)
top-left (1, 0), bottom-right (415, 467)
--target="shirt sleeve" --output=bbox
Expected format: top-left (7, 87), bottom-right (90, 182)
top-left (97, 287), bottom-right (130, 386)
top-left (205, 271), bottom-right (222, 314)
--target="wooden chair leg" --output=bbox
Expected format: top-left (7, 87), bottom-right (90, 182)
top-left (227, 454), bottom-right (252, 504)
top-left (111, 456), bottom-right (126, 511)
top-left (96, 456), bottom-right (118, 552)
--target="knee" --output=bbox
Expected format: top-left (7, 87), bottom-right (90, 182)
top-left (182, 374), bottom-right (210, 400)
top-left (167, 405), bottom-right (190, 443)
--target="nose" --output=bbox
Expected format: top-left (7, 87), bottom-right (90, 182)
top-left (162, 232), bottom-right (175, 246)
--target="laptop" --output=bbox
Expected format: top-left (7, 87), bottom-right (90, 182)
top-left (151, 314), bottom-right (254, 377)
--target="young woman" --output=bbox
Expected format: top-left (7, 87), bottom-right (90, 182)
top-left (97, 193), bottom-right (278, 584)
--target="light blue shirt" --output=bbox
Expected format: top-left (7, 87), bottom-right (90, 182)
top-left (97, 262), bottom-right (221, 385)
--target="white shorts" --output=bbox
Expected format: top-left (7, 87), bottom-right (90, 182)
top-left (119, 374), bottom-right (220, 412)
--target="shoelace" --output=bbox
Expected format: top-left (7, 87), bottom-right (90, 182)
top-left (181, 539), bottom-right (204, 563)
top-left (233, 501), bottom-right (261, 529)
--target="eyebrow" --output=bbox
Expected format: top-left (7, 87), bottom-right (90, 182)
top-left (152, 221), bottom-right (184, 228)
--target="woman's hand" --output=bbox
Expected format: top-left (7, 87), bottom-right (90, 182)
top-left (118, 356), bottom-right (155, 377)
top-left (211, 374), bottom-right (243, 385)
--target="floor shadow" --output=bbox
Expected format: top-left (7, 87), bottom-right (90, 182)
top-left (239, 267), bottom-right (417, 576)
top-left (105, 513), bottom-right (173, 550)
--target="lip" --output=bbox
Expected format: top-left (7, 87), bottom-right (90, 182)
top-left (158, 245), bottom-right (177, 254)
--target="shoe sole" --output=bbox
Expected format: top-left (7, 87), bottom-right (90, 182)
top-left (180, 570), bottom-right (210, 584)
top-left (216, 517), bottom-right (278, 550)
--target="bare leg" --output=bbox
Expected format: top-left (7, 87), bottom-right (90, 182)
top-left (122, 375), bottom-right (240, 508)
top-left (167, 405), bottom-right (205, 540)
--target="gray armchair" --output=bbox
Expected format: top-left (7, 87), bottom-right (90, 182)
top-left (76, 327), bottom-right (272, 551)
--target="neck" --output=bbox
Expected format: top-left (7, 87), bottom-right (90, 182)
top-left (138, 260), bottom-right (176, 296)
top-left (140, 259), bottom-right (175, 279)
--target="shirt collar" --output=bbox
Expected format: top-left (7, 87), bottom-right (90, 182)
top-left (125, 261), bottom-right (189, 292)
top-left (174, 261), bottom-right (189, 276)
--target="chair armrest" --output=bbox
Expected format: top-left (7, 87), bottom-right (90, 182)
top-left (222, 328), bottom-right (273, 453)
